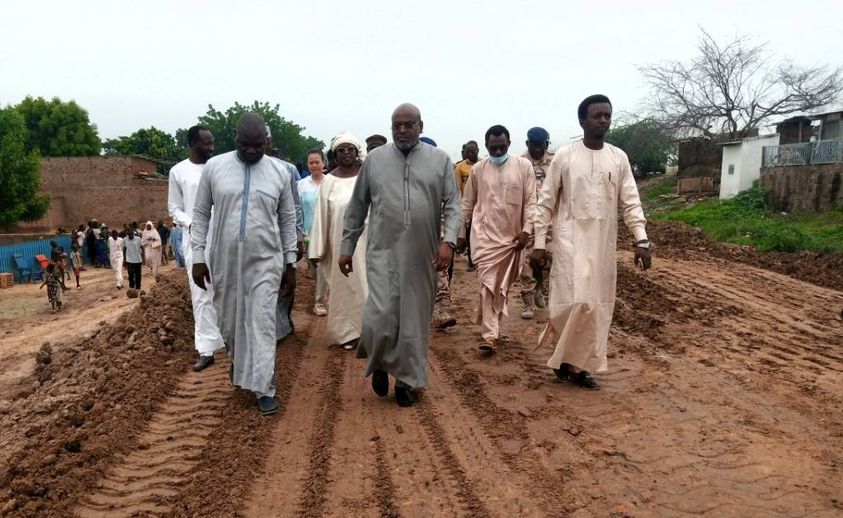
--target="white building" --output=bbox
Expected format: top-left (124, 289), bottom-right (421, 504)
top-left (718, 134), bottom-right (780, 199)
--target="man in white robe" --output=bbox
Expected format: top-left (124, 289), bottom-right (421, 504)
top-left (340, 103), bottom-right (462, 407)
top-left (168, 125), bottom-right (225, 372)
top-left (531, 95), bottom-right (652, 390)
top-left (191, 113), bottom-right (298, 415)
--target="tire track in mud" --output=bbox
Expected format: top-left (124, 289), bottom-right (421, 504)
top-left (74, 357), bottom-right (232, 517)
top-left (296, 350), bottom-right (348, 517)
top-left (372, 435), bottom-right (399, 518)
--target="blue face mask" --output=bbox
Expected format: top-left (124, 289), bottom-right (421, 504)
top-left (488, 153), bottom-right (509, 165)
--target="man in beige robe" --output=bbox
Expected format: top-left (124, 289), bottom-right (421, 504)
top-left (460, 125), bottom-right (536, 353)
top-left (531, 95), bottom-right (652, 389)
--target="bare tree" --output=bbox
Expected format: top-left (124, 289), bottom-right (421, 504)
top-left (640, 29), bottom-right (843, 140)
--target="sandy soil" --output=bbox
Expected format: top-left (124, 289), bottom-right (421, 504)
top-left (0, 226), bottom-right (841, 517)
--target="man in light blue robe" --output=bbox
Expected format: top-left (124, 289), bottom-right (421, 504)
top-left (191, 113), bottom-right (298, 416)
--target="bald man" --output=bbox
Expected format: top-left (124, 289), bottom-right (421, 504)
top-left (340, 103), bottom-right (462, 407)
top-left (191, 112), bottom-right (298, 416)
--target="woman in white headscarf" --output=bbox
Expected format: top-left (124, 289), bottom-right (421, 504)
top-left (308, 132), bottom-right (369, 349)
top-left (141, 220), bottom-right (162, 277)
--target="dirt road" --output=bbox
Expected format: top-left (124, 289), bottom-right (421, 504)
top-left (1, 241), bottom-right (841, 516)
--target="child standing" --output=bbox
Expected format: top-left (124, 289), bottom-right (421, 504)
top-left (70, 243), bottom-right (83, 289)
top-left (40, 263), bottom-right (63, 312)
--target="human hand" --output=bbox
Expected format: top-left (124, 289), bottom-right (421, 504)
top-left (297, 241), bottom-right (305, 262)
top-left (192, 263), bottom-right (210, 290)
top-left (530, 249), bottom-right (547, 270)
top-left (433, 243), bottom-right (453, 271)
top-left (281, 264), bottom-right (297, 295)
top-left (456, 237), bottom-right (467, 254)
top-left (634, 245), bottom-right (652, 270)
top-left (338, 255), bottom-right (353, 277)
top-left (515, 232), bottom-right (529, 250)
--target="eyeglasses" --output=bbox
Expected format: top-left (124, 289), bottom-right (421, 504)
top-left (391, 121), bottom-right (419, 131)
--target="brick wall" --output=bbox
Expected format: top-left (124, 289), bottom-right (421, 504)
top-left (760, 164), bottom-right (843, 213)
top-left (678, 138), bottom-right (722, 179)
top-left (13, 156), bottom-right (171, 232)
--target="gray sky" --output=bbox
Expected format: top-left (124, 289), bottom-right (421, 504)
top-left (2, 0), bottom-right (841, 160)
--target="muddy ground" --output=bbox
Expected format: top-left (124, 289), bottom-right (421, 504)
top-left (0, 223), bottom-right (841, 517)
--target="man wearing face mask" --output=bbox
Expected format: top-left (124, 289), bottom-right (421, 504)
top-left (190, 112), bottom-right (298, 416)
top-left (458, 125), bottom-right (536, 355)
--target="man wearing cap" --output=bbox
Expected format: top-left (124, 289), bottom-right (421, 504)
top-left (365, 134), bottom-right (388, 153)
top-left (455, 141), bottom-right (479, 272)
top-left (517, 127), bottom-right (555, 319)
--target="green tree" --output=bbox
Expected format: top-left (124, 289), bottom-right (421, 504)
top-left (15, 96), bottom-right (101, 156)
top-left (103, 126), bottom-right (187, 172)
top-left (196, 101), bottom-right (323, 163)
top-left (605, 118), bottom-right (674, 175)
top-left (0, 107), bottom-right (49, 229)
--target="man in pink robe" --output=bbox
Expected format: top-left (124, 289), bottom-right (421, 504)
top-left (459, 125), bottom-right (536, 353)
top-left (531, 95), bottom-right (652, 389)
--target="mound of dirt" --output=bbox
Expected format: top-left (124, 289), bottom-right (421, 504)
top-left (620, 221), bottom-right (843, 292)
top-left (0, 271), bottom-right (194, 517)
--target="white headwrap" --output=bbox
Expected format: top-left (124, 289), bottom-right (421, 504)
top-left (329, 132), bottom-right (366, 161)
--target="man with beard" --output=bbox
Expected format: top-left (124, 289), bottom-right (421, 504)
top-left (169, 125), bottom-right (225, 372)
top-left (531, 95), bottom-right (652, 390)
top-left (191, 113), bottom-right (298, 415)
top-left (340, 103), bottom-right (462, 407)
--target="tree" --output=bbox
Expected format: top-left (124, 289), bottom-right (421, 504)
top-left (196, 101), bottom-right (324, 162)
top-left (605, 118), bottom-right (674, 175)
top-left (640, 29), bottom-right (843, 140)
top-left (0, 107), bottom-right (49, 229)
top-left (15, 96), bottom-right (101, 156)
top-left (103, 126), bottom-right (187, 172)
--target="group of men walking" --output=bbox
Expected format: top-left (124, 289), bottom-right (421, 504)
top-left (168, 94), bottom-right (652, 415)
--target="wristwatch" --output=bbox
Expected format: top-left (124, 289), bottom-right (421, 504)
top-left (635, 240), bottom-right (651, 250)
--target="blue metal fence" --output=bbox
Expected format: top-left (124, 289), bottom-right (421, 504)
top-left (0, 235), bottom-right (72, 282)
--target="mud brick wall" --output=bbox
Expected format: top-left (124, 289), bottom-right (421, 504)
top-left (678, 138), bottom-right (722, 179)
top-left (13, 156), bottom-right (170, 232)
top-left (760, 164), bottom-right (843, 213)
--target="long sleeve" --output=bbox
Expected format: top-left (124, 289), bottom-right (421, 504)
top-left (454, 163), bottom-right (463, 195)
top-left (618, 153), bottom-right (648, 242)
top-left (461, 167), bottom-right (477, 227)
top-left (441, 157), bottom-right (462, 244)
top-left (190, 165), bottom-right (214, 264)
top-left (341, 160), bottom-right (372, 256)
top-left (286, 163), bottom-right (305, 240)
top-left (167, 169), bottom-right (192, 227)
top-left (277, 169), bottom-right (299, 265)
top-left (534, 149), bottom-right (564, 250)
top-left (521, 163), bottom-right (537, 235)
top-left (308, 179), bottom-right (330, 260)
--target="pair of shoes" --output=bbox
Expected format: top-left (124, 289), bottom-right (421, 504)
top-left (372, 370), bottom-right (389, 397)
top-left (257, 396), bottom-right (278, 415)
top-left (433, 315), bottom-right (457, 329)
top-left (192, 355), bottom-right (215, 372)
top-left (478, 339), bottom-right (497, 358)
top-left (395, 383), bottom-right (417, 407)
top-left (552, 363), bottom-right (571, 382)
top-left (521, 306), bottom-right (534, 319)
top-left (313, 303), bottom-right (328, 316)
top-left (572, 371), bottom-right (600, 390)
top-left (534, 291), bottom-right (546, 309)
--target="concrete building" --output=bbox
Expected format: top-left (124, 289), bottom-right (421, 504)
top-left (718, 134), bottom-right (780, 199)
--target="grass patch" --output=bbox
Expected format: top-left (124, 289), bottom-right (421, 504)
top-left (648, 183), bottom-right (843, 253)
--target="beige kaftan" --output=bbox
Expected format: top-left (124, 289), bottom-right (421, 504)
top-left (308, 174), bottom-right (368, 345)
top-left (534, 141), bottom-right (647, 373)
top-left (462, 156), bottom-right (536, 341)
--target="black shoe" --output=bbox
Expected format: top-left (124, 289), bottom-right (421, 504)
top-left (372, 370), bottom-right (388, 397)
top-left (573, 371), bottom-right (600, 390)
top-left (552, 363), bottom-right (571, 382)
top-left (192, 355), bottom-right (215, 372)
top-left (257, 396), bottom-right (278, 415)
top-left (395, 385), bottom-right (417, 407)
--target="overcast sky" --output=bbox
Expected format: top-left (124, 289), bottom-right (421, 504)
top-left (2, 0), bottom-right (842, 160)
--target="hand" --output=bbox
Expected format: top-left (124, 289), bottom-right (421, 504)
top-left (634, 246), bottom-right (652, 270)
top-left (338, 255), bottom-right (353, 277)
top-left (296, 240), bottom-right (305, 262)
top-left (192, 263), bottom-right (210, 290)
top-left (280, 264), bottom-right (296, 296)
top-left (515, 231), bottom-right (529, 250)
top-left (530, 249), bottom-right (547, 270)
top-left (456, 237), bottom-right (466, 254)
top-left (433, 243), bottom-right (453, 271)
